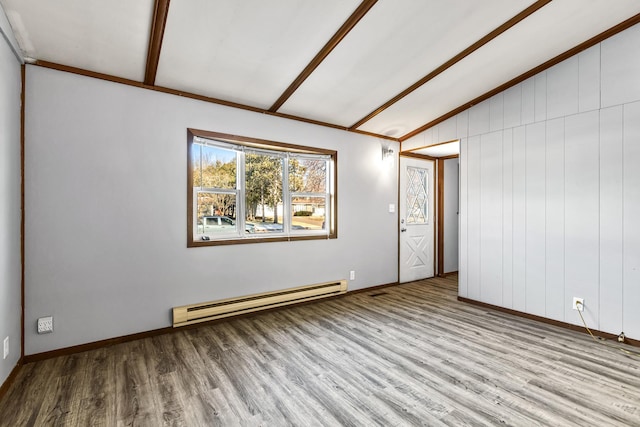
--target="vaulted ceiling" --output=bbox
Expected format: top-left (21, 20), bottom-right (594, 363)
top-left (2, 0), bottom-right (640, 142)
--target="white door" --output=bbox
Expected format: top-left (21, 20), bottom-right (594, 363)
top-left (399, 156), bottom-right (435, 283)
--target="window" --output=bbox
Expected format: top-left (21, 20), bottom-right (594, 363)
top-left (188, 129), bottom-right (337, 246)
top-left (406, 166), bottom-right (428, 224)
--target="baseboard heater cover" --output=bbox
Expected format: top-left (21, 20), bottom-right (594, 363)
top-left (173, 280), bottom-right (347, 327)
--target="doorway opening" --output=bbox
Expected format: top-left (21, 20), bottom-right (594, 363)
top-left (400, 140), bottom-right (459, 281)
top-left (399, 155), bottom-right (435, 283)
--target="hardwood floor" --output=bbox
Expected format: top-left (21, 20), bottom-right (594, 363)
top-left (1, 275), bottom-right (639, 426)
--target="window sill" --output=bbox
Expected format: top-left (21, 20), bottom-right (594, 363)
top-left (187, 233), bottom-right (336, 247)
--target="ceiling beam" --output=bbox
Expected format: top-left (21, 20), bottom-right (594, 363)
top-left (144, 0), bottom-right (171, 85)
top-left (349, 0), bottom-right (552, 130)
top-left (399, 11), bottom-right (640, 142)
top-left (268, 0), bottom-right (378, 113)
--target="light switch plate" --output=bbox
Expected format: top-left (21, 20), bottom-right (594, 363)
top-left (389, 204), bottom-right (395, 213)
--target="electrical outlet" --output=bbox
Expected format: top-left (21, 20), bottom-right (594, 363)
top-left (350, 270), bottom-right (355, 280)
top-left (37, 316), bottom-right (54, 334)
top-left (3, 337), bottom-right (8, 359)
top-left (572, 297), bottom-right (584, 312)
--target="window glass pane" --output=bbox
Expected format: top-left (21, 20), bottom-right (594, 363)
top-left (290, 158), bottom-right (326, 193)
top-left (406, 166), bottom-right (428, 224)
top-left (192, 143), bottom-right (202, 188)
top-left (196, 192), bottom-right (237, 234)
top-left (245, 152), bottom-right (284, 234)
top-left (198, 143), bottom-right (236, 189)
top-left (292, 196), bottom-right (326, 231)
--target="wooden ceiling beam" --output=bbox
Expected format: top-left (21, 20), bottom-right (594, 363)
top-left (144, 0), bottom-right (171, 86)
top-left (399, 11), bottom-right (640, 142)
top-left (349, 0), bottom-right (552, 130)
top-left (268, 0), bottom-right (378, 113)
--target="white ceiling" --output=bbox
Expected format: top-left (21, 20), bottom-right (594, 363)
top-left (405, 140), bottom-right (460, 158)
top-left (2, 0), bottom-right (640, 142)
top-left (358, 0), bottom-right (640, 136)
top-left (2, 0), bottom-right (153, 81)
top-left (155, 0), bottom-right (362, 109)
top-left (277, 0), bottom-right (534, 128)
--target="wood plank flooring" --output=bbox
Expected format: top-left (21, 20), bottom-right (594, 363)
top-left (1, 275), bottom-right (639, 426)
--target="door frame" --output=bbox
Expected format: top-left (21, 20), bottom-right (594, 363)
top-left (398, 152), bottom-right (437, 282)
top-left (399, 152), bottom-right (459, 280)
top-left (436, 154), bottom-right (460, 277)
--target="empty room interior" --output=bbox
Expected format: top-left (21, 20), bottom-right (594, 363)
top-left (1, 1), bottom-right (640, 425)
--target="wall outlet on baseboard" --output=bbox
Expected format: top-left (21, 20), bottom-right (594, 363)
top-left (37, 316), bottom-right (54, 334)
top-left (350, 270), bottom-right (355, 281)
top-left (3, 337), bottom-right (8, 359)
top-left (572, 297), bottom-right (584, 312)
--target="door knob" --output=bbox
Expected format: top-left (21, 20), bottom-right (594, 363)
top-left (401, 228), bottom-right (407, 232)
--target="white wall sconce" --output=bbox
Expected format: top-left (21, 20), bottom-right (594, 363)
top-left (382, 146), bottom-right (394, 160)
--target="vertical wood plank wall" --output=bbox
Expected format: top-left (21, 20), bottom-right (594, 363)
top-left (443, 158), bottom-right (459, 274)
top-left (599, 106), bottom-right (623, 334)
top-left (404, 23), bottom-right (640, 339)
top-left (623, 102), bottom-right (640, 337)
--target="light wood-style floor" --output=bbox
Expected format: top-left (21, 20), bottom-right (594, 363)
top-left (1, 275), bottom-right (639, 426)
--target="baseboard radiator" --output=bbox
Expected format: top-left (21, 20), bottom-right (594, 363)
top-left (173, 280), bottom-right (347, 327)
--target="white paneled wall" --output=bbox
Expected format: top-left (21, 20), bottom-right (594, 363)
top-left (457, 110), bottom-right (469, 140)
top-left (489, 94), bottom-right (504, 132)
top-left (479, 131), bottom-right (503, 306)
top-left (512, 126), bottom-right (526, 313)
top-left (459, 137), bottom-right (468, 297)
top-left (466, 136), bottom-right (481, 301)
top-left (534, 74), bottom-right (546, 122)
top-left (601, 28), bottom-right (640, 107)
top-left (405, 22), bottom-right (640, 338)
top-left (546, 56), bottom-right (579, 120)
top-left (623, 102), bottom-right (640, 339)
top-left (438, 116), bottom-right (457, 142)
top-left (504, 86), bottom-right (522, 129)
top-left (578, 46), bottom-right (601, 112)
top-left (525, 122), bottom-right (545, 317)
top-left (501, 129), bottom-right (513, 307)
top-left (521, 79), bottom-right (535, 125)
top-left (545, 118), bottom-right (565, 322)
top-left (564, 111), bottom-right (600, 328)
top-left (599, 106), bottom-right (623, 334)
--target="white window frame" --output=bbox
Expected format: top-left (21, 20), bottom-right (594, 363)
top-left (188, 129), bottom-right (337, 247)
top-left (288, 153), bottom-right (332, 237)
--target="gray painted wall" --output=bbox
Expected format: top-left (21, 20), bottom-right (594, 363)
top-left (443, 158), bottom-right (458, 273)
top-left (24, 66), bottom-right (399, 355)
top-left (0, 24), bottom-right (22, 384)
top-left (404, 23), bottom-right (640, 339)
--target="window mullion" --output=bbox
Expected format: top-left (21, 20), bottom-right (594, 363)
top-left (291, 191), bottom-right (324, 198)
top-left (197, 187), bottom-right (236, 194)
top-left (238, 149), bottom-right (246, 237)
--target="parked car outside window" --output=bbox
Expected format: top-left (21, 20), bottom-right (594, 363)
top-left (199, 216), bottom-right (255, 234)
